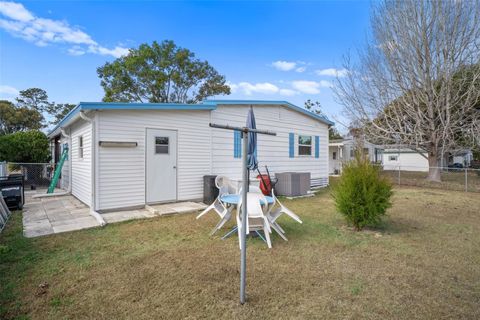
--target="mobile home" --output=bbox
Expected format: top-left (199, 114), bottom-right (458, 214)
top-left (48, 100), bottom-right (333, 212)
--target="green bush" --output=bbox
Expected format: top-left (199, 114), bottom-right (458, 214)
top-left (0, 130), bottom-right (50, 163)
top-left (332, 153), bottom-right (393, 230)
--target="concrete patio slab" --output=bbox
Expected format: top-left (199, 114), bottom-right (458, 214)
top-left (146, 201), bottom-right (207, 216)
top-left (22, 189), bottom-right (208, 237)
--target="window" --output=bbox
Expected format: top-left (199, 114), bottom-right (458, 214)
top-left (155, 137), bottom-right (169, 154)
top-left (78, 136), bottom-right (84, 159)
top-left (350, 149), bottom-right (354, 158)
top-left (332, 151), bottom-right (337, 160)
top-left (298, 135), bottom-right (312, 156)
top-left (389, 155), bottom-right (398, 161)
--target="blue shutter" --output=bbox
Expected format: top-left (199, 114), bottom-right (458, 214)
top-left (234, 131), bottom-right (242, 158)
top-left (315, 136), bottom-right (320, 158)
top-left (289, 133), bottom-right (294, 158)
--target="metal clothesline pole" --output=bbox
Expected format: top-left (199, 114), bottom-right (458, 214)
top-left (209, 123), bottom-right (276, 305)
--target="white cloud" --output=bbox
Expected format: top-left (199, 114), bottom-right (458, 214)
top-left (319, 80), bottom-right (333, 88)
top-left (0, 84), bottom-right (18, 95)
top-left (271, 60), bottom-right (309, 73)
top-left (230, 82), bottom-right (280, 95)
top-left (0, 84), bottom-right (18, 100)
top-left (0, 1), bottom-right (128, 58)
top-left (229, 82), bottom-right (299, 97)
top-left (279, 88), bottom-right (298, 96)
top-left (0, 1), bottom-right (33, 22)
top-left (271, 60), bottom-right (297, 71)
top-left (291, 80), bottom-right (321, 94)
top-left (315, 68), bottom-right (348, 77)
top-left (67, 45), bottom-right (85, 56)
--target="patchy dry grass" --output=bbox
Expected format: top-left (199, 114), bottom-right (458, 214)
top-left (1, 186), bottom-right (479, 319)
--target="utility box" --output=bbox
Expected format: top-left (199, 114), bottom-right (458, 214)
top-left (275, 172), bottom-right (311, 197)
top-left (203, 175), bottom-right (218, 205)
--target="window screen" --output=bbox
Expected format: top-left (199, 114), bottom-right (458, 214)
top-left (155, 137), bottom-right (169, 154)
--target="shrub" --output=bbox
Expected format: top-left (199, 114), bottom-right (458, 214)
top-left (0, 130), bottom-right (50, 163)
top-left (332, 152), bottom-right (393, 230)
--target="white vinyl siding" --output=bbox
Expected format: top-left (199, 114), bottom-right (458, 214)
top-left (210, 105), bottom-right (329, 185)
top-left (383, 151), bottom-right (429, 172)
top-left (70, 120), bottom-right (92, 206)
top-left (96, 110), bottom-right (211, 211)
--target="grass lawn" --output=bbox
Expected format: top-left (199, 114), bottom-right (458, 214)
top-left (1, 186), bottom-right (479, 319)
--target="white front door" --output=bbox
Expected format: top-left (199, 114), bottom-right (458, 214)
top-left (146, 128), bottom-right (177, 203)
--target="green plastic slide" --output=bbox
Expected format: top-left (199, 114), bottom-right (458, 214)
top-left (47, 146), bottom-right (68, 194)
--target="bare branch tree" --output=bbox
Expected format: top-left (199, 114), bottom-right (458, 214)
top-left (334, 0), bottom-right (480, 181)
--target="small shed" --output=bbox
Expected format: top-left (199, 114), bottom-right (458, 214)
top-left (48, 100), bottom-right (333, 212)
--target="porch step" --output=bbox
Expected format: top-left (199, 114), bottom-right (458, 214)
top-left (145, 201), bottom-right (207, 216)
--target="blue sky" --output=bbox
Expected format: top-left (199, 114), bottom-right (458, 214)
top-left (0, 1), bottom-right (371, 126)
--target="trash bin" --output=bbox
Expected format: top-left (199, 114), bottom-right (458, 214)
top-left (203, 175), bottom-right (218, 205)
top-left (0, 174), bottom-right (25, 209)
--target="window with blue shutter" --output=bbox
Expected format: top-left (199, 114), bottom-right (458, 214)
top-left (315, 136), bottom-right (320, 158)
top-left (289, 133), bottom-right (294, 158)
top-left (234, 131), bottom-right (242, 158)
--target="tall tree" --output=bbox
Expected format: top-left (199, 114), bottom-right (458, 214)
top-left (334, 0), bottom-right (480, 181)
top-left (47, 103), bottom-right (76, 125)
top-left (97, 40), bottom-right (231, 103)
top-left (0, 100), bottom-right (44, 135)
top-left (16, 88), bottom-right (53, 113)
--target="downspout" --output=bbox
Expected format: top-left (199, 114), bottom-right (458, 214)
top-left (79, 111), bottom-right (106, 227)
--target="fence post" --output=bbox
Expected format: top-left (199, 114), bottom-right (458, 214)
top-left (465, 168), bottom-right (468, 192)
top-left (398, 165), bottom-right (401, 185)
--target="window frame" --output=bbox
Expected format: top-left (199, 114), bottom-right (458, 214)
top-left (155, 136), bottom-right (169, 154)
top-left (389, 155), bottom-right (398, 161)
top-left (298, 135), bottom-right (312, 156)
top-left (78, 136), bottom-right (84, 159)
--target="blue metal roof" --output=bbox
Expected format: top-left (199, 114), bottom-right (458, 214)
top-left (48, 100), bottom-right (334, 136)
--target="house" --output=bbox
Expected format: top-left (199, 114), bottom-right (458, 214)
top-left (382, 147), bottom-right (474, 172)
top-left (48, 100), bottom-right (333, 212)
top-left (382, 148), bottom-right (429, 172)
top-left (328, 138), bottom-right (383, 175)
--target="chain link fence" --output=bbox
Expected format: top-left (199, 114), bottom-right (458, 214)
top-left (376, 164), bottom-right (480, 193)
top-left (4, 162), bottom-right (53, 189)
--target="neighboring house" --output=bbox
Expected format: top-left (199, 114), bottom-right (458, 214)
top-left (328, 138), bottom-right (383, 175)
top-left (383, 148), bottom-right (429, 172)
top-left (382, 147), bottom-right (473, 172)
top-left (48, 100), bottom-right (333, 212)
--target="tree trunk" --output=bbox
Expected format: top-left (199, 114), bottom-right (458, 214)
top-left (427, 151), bottom-right (441, 182)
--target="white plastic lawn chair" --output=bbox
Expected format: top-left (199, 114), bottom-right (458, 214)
top-left (266, 189), bottom-right (302, 241)
top-left (237, 192), bottom-right (272, 249)
top-left (196, 175), bottom-right (234, 235)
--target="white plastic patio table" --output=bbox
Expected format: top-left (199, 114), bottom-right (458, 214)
top-left (219, 194), bottom-right (274, 240)
top-left (220, 194), bottom-right (274, 206)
